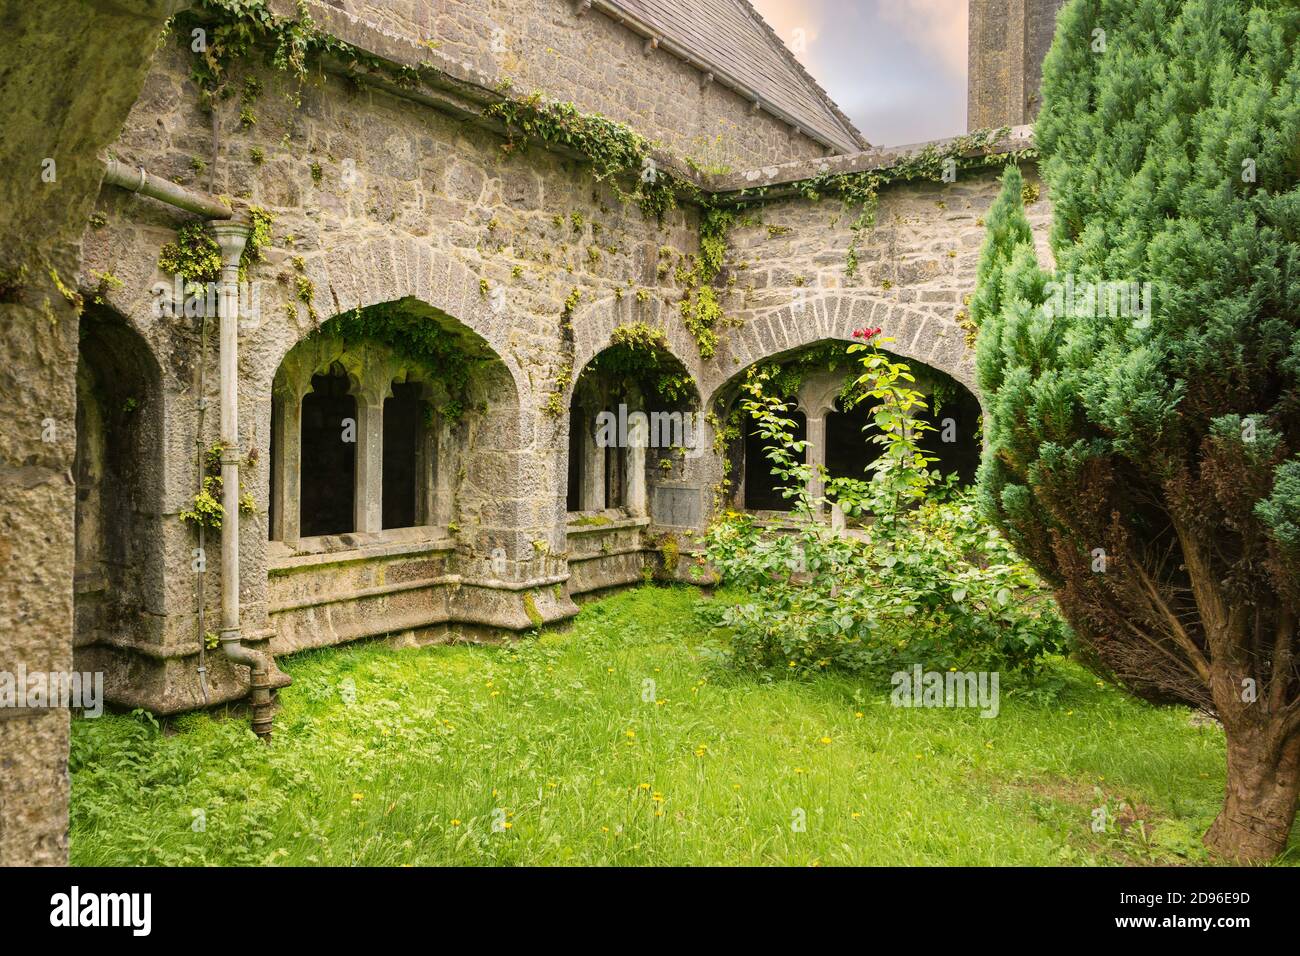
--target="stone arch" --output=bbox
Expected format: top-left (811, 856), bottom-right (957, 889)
top-left (564, 323), bottom-right (703, 518)
top-left (704, 294), bottom-right (978, 411)
top-left (260, 236), bottom-right (532, 405)
top-left (565, 293), bottom-right (706, 404)
top-left (73, 305), bottom-right (167, 671)
top-left (710, 328), bottom-right (983, 513)
top-left (267, 300), bottom-right (523, 547)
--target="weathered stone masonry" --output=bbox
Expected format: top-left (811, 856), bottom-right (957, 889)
top-left (1, 0), bottom-right (1064, 863)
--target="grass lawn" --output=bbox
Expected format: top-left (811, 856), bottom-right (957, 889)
top-left (68, 585), bottom-right (1298, 866)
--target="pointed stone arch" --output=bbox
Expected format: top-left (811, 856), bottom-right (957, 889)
top-left (269, 236), bottom-right (533, 406)
top-left (565, 293), bottom-right (706, 401)
top-left (703, 294), bottom-right (978, 410)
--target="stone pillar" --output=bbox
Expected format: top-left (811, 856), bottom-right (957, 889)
top-left (805, 411), bottom-right (827, 507)
top-left (270, 381), bottom-right (305, 546)
top-left (415, 413), bottom-right (436, 527)
top-left (352, 364), bottom-right (393, 534)
top-left (580, 403), bottom-right (606, 511)
top-left (626, 395), bottom-right (648, 517)
top-left (798, 372), bottom-right (842, 519)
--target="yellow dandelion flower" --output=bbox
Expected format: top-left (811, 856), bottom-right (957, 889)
top-left (819, 736), bottom-right (832, 745)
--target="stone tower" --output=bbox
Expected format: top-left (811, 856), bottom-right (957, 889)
top-left (968, 0), bottom-right (1068, 130)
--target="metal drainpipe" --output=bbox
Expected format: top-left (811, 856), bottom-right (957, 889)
top-left (210, 221), bottom-right (274, 739)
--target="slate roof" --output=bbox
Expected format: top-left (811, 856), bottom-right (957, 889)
top-left (600, 0), bottom-right (867, 153)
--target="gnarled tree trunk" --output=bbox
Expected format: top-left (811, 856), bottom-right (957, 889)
top-left (1205, 717), bottom-right (1300, 862)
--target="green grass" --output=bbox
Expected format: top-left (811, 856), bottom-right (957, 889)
top-left (69, 586), bottom-right (1298, 866)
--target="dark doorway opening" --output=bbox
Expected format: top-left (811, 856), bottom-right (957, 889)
top-left (566, 403), bottom-right (583, 512)
top-left (300, 370), bottom-right (356, 537)
top-left (920, 388), bottom-right (983, 485)
top-left (744, 410), bottom-right (806, 511)
top-left (826, 399), bottom-right (882, 483)
top-left (383, 382), bottom-right (422, 530)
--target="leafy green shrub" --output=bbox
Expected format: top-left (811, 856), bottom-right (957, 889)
top-left (705, 492), bottom-right (1067, 677)
top-left (703, 333), bottom-right (1068, 678)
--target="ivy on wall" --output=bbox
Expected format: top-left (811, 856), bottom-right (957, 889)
top-left (322, 301), bottom-right (483, 423)
top-left (157, 205), bottom-right (274, 284)
top-left (174, 0), bottom-right (383, 110)
top-left (586, 322), bottom-right (695, 404)
top-left (166, 2), bottom-right (1035, 381)
top-left (483, 93), bottom-right (701, 224)
top-left (727, 128), bottom-right (1036, 279)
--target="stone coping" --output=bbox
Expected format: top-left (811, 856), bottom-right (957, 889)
top-left (268, 526), bottom-right (455, 572)
top-left (565, 513), bottom-right (651, 536)
top-left (711, 125), bottom-right (1037, 194)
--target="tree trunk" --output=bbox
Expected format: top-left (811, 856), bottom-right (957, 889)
top-left (1204, 724), bottom-right (1300, 862)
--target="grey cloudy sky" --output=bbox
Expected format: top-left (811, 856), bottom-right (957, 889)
top-left (748, 0), bottom-right (968, 146)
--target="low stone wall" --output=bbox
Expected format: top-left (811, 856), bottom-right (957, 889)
top-left (268, 528), bottom-right (458, 654)
top-left (565, 516), bottom-right (650, 597)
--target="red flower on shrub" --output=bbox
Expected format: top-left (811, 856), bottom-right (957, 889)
top-left (853, 327), bottom-right (882, 340)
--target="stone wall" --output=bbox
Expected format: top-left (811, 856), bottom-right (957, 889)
top-left (297, 0), bottom-right (829, 169)
top-left (79, 36), bottom-right (705, 712)
top-left (705, 162), bottom-right (1053, 406)
top-left (0, 0), bottom-right (181, 868)
top-left (78, 21), bottom-right (1055, 717)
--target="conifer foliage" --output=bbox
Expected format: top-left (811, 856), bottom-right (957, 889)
top-left (973, 0), bottom-right (1300, 861)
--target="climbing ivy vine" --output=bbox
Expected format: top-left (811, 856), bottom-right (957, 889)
top-left (323, 301), bottom-right (483, 423)
top-left (586, 323), bottom-right (695, 404)
top-left (174, 0), bottom-right (384, 110)
top-left (729, 127), bottom-right (1035, 278)
top-left (157, 205), bottom-right (275, 285)
top-left (483, 92), bottom-right (697, 223)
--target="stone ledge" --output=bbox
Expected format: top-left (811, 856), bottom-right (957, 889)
top-left (712, 126), bottom-right (1037, 195)
top-left (269, 527), bottom-right (455, 572)
top-left (565, 513), bottom-right (651, 536)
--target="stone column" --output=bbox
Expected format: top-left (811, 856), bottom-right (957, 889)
top-left (798, 372), bottom-right (843, 520)
top-left (626, 392), bottom-right (648, 517)
top-left (415, 411), bottom-right (436, 527)
top-left (580, 402), bottom-right (606, 511)
top-left (351, 369), bottom-right (391, 535)
top-left (805, 411), bottom-right (827, 507)
top-left (270, 380), bottom-right (306, 546)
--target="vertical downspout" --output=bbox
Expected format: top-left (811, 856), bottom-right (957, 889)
top-left (210, 221), bottom-right (273, 739)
